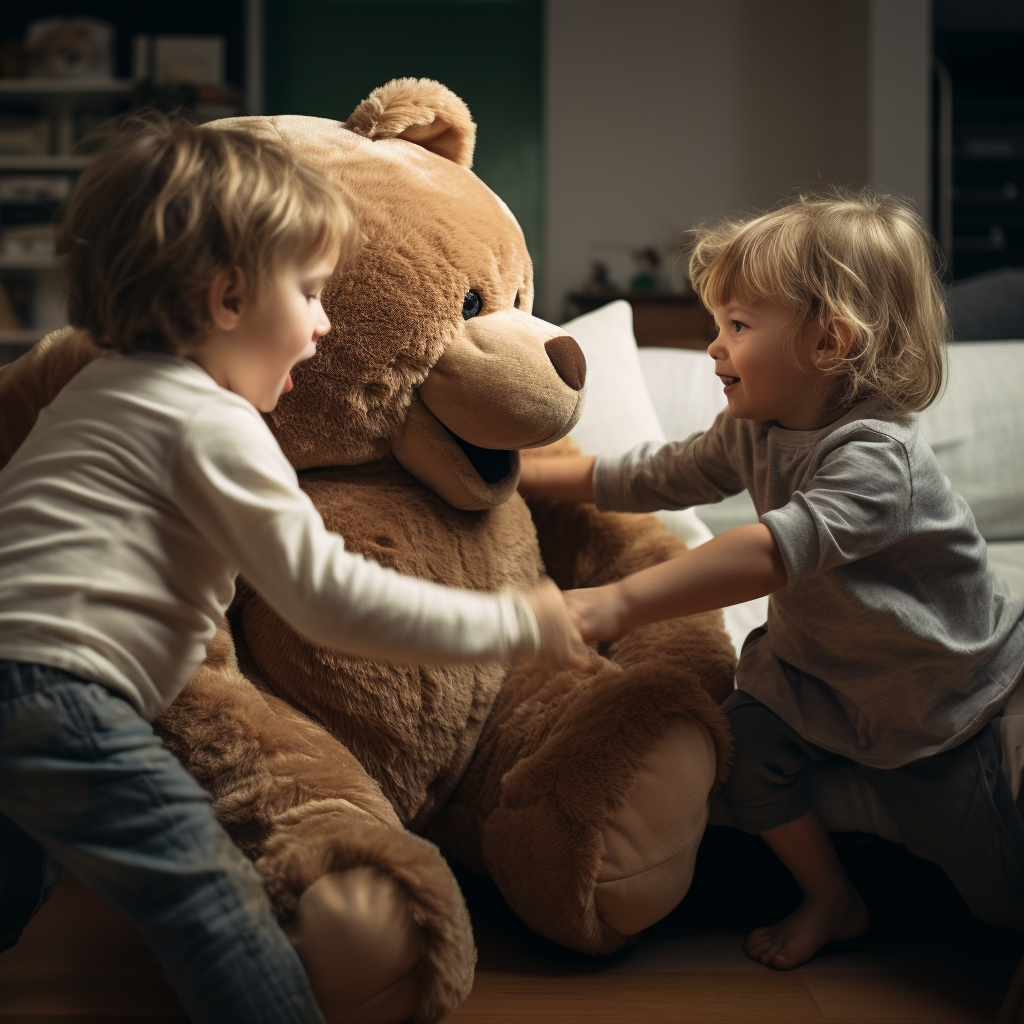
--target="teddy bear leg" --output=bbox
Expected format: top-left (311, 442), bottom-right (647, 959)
top-left (592, 713), bottom-right (716, 937)
top-left (259, 813), bottom-right (475, 1024)
top-left (286, 867), bottom-right (424, 1024)
top-left (461, 658), bottom-right (728, 955)
top-left (156, 628), bottom-right (475, 1024)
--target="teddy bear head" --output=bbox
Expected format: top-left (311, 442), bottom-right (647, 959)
top-left (222, 79), bottom-right (587, 511)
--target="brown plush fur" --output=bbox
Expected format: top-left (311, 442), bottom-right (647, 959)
top-left (0, 80), bottom-right (737, 1020)
top-left (0, 326), bottom-right (102, 466)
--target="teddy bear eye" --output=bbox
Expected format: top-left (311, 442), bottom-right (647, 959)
top-left (514, 292), bottom-right (521, 309)
top-left (462, 290), bottom-right (482, 320)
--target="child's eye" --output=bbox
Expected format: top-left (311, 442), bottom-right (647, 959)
top-left (731, 320), bottom-right (746, 333)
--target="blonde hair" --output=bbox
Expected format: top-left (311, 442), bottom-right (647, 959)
top-left (688, 192), bottom-right (948, 412)
top-left (60, 110), bottom-right (355, 355)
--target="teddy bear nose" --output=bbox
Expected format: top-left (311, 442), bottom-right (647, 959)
top-left (544, 335), bottom-right (587, 391)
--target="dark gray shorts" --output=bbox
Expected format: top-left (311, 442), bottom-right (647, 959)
top-left (718, 690), bottom-right (1024, 930)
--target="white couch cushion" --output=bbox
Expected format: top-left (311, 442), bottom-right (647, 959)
top-left (637, 347), bottom-right (761, 538)
top-left (918, 341), bottom-right (1024, 541)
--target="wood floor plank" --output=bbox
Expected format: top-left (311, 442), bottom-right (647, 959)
top-left (0, 1017), bottom-right (180, 1023)
top-left (821, 1020), bottom-right (992, 1024)
top-left (443, 971), bottom-right (824, 1021)
top-left (0, 875), bottom-right (182, 1017)
top-left (801, 970), bottom-right (1004, 1023)
top-left (3, 870), bottom-right (1011, 1023)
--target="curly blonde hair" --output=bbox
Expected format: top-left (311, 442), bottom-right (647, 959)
top-left (60, 110), bottom-right (355, 355)
top-left (688, 192), bottom-right (948, 412)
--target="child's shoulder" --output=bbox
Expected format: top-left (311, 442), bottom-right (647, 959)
top-left (823, 398), bottom-right (919, 449)
top-left (57, 352), bottom-right (258, 440)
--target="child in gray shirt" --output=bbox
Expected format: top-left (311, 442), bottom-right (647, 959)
top-left (519, 192), bottom-right (1024, 968)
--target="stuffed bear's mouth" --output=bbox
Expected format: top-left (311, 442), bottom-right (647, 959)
top-left (444, 426), bottom-right (512, 484)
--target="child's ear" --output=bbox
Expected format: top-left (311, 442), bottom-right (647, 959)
top-left (812, 318), bottom-right (855, 369)
top-left (208, 267), bottom-right (246, 330)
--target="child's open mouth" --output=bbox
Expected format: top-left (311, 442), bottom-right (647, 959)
top-left (718, 374), bottom-right (739, 391)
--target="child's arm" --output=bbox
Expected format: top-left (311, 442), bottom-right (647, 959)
top-left (175, 405), bottom-right (589, 669)
top-left (565, 523), bottom-right (787, 642)
top-left (517, 455), bottom-right (596, 502)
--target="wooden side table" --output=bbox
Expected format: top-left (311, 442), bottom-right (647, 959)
top-left (567, 292), bottom-right (715, 349)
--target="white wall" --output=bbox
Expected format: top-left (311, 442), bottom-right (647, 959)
top-left (544, 0), bottom-right (930, 321)
top-left (868, 0), bottom-right (931, 213)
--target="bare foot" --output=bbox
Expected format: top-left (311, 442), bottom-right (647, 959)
top-left (744, 888), bottom-right (869, 970)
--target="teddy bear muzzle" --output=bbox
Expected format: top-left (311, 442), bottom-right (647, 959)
top-left (416, 309), bottom-right (587, 451)
top-left (392, 310), bottom-right (587, 511)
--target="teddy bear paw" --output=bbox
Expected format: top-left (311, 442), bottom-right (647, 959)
top-left (286, 867), bottom-right (425, 1024)
top-left (593, 713), bottom-right (717, 937)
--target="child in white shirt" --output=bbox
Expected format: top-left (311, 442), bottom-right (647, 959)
top-left (0, 112), bottom-right (585, 1023)
top-left (519, 193), bottom-right (1024, 968)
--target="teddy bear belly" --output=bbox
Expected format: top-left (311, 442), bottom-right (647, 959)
top-left (234, 460), bottom-right (545, 829)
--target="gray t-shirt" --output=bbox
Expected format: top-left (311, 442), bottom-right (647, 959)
top-left (594, 397), bottom-right (1024, 768)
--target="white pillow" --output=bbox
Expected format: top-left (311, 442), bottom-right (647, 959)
top-left (563, 301), bottom-right (713, 550)
top-left (563, 301), bottom-right (665, 455)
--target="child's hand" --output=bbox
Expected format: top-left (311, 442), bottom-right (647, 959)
top-left (564, 584), bottom-right (630, 643)
top-left (524, 577), bottom-right (591, 668)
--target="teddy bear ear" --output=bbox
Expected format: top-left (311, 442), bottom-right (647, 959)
top-left (345, 77), bottom-right (476, 168)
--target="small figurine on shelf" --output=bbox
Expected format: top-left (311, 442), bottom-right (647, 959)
top-left (629, 246), bottom-right (662, 291)
top-left (582, 259), bottom-right (617, 295)
top-left (25, 18), bottom-right (114, 80)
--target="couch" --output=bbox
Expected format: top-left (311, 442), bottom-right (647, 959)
top-left (565, 299), bottom-right (1024, 841)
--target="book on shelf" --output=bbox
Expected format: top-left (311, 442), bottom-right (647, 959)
top-left (0, 175), bottom-right (73, 202)
top-left (0, 114), bottom-right (52, 156)
top-left (0, 175), bottom-right (67, 259)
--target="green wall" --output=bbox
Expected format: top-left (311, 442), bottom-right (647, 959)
top-left (264, 0), bottom-right (544, 306)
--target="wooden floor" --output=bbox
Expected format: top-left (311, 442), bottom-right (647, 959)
top-left (1, 828), bottom-right (1020, 1023)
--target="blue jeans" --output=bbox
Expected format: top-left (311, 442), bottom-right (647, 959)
top-left (0, 661), bottom-right (325, 1024)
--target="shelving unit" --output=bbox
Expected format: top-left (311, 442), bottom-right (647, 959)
top-left (0, 78), bottom-right (132, 365)
top-left (933, 8), bottom-right (1024, 280)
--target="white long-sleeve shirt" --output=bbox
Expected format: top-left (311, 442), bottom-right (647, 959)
top-left (0, 352), bottom-right (539, 720)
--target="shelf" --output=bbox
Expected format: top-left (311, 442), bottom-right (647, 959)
top-left (567, 292), bottom-right (715, 348)
top-left (0, 155), bottom-right (91, 171)
top-left (0, 78), bottom-right (133, 98)
top-left (0, 254), bottom-right (60, 270)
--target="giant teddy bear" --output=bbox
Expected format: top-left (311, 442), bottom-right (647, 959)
top-left (0, 80), bottom-right (737, 1024)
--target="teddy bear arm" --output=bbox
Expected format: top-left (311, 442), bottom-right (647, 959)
top-left (527, 491), bottom-right (693, 590)
top-left (0, 327), bottom-right (103, 469)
